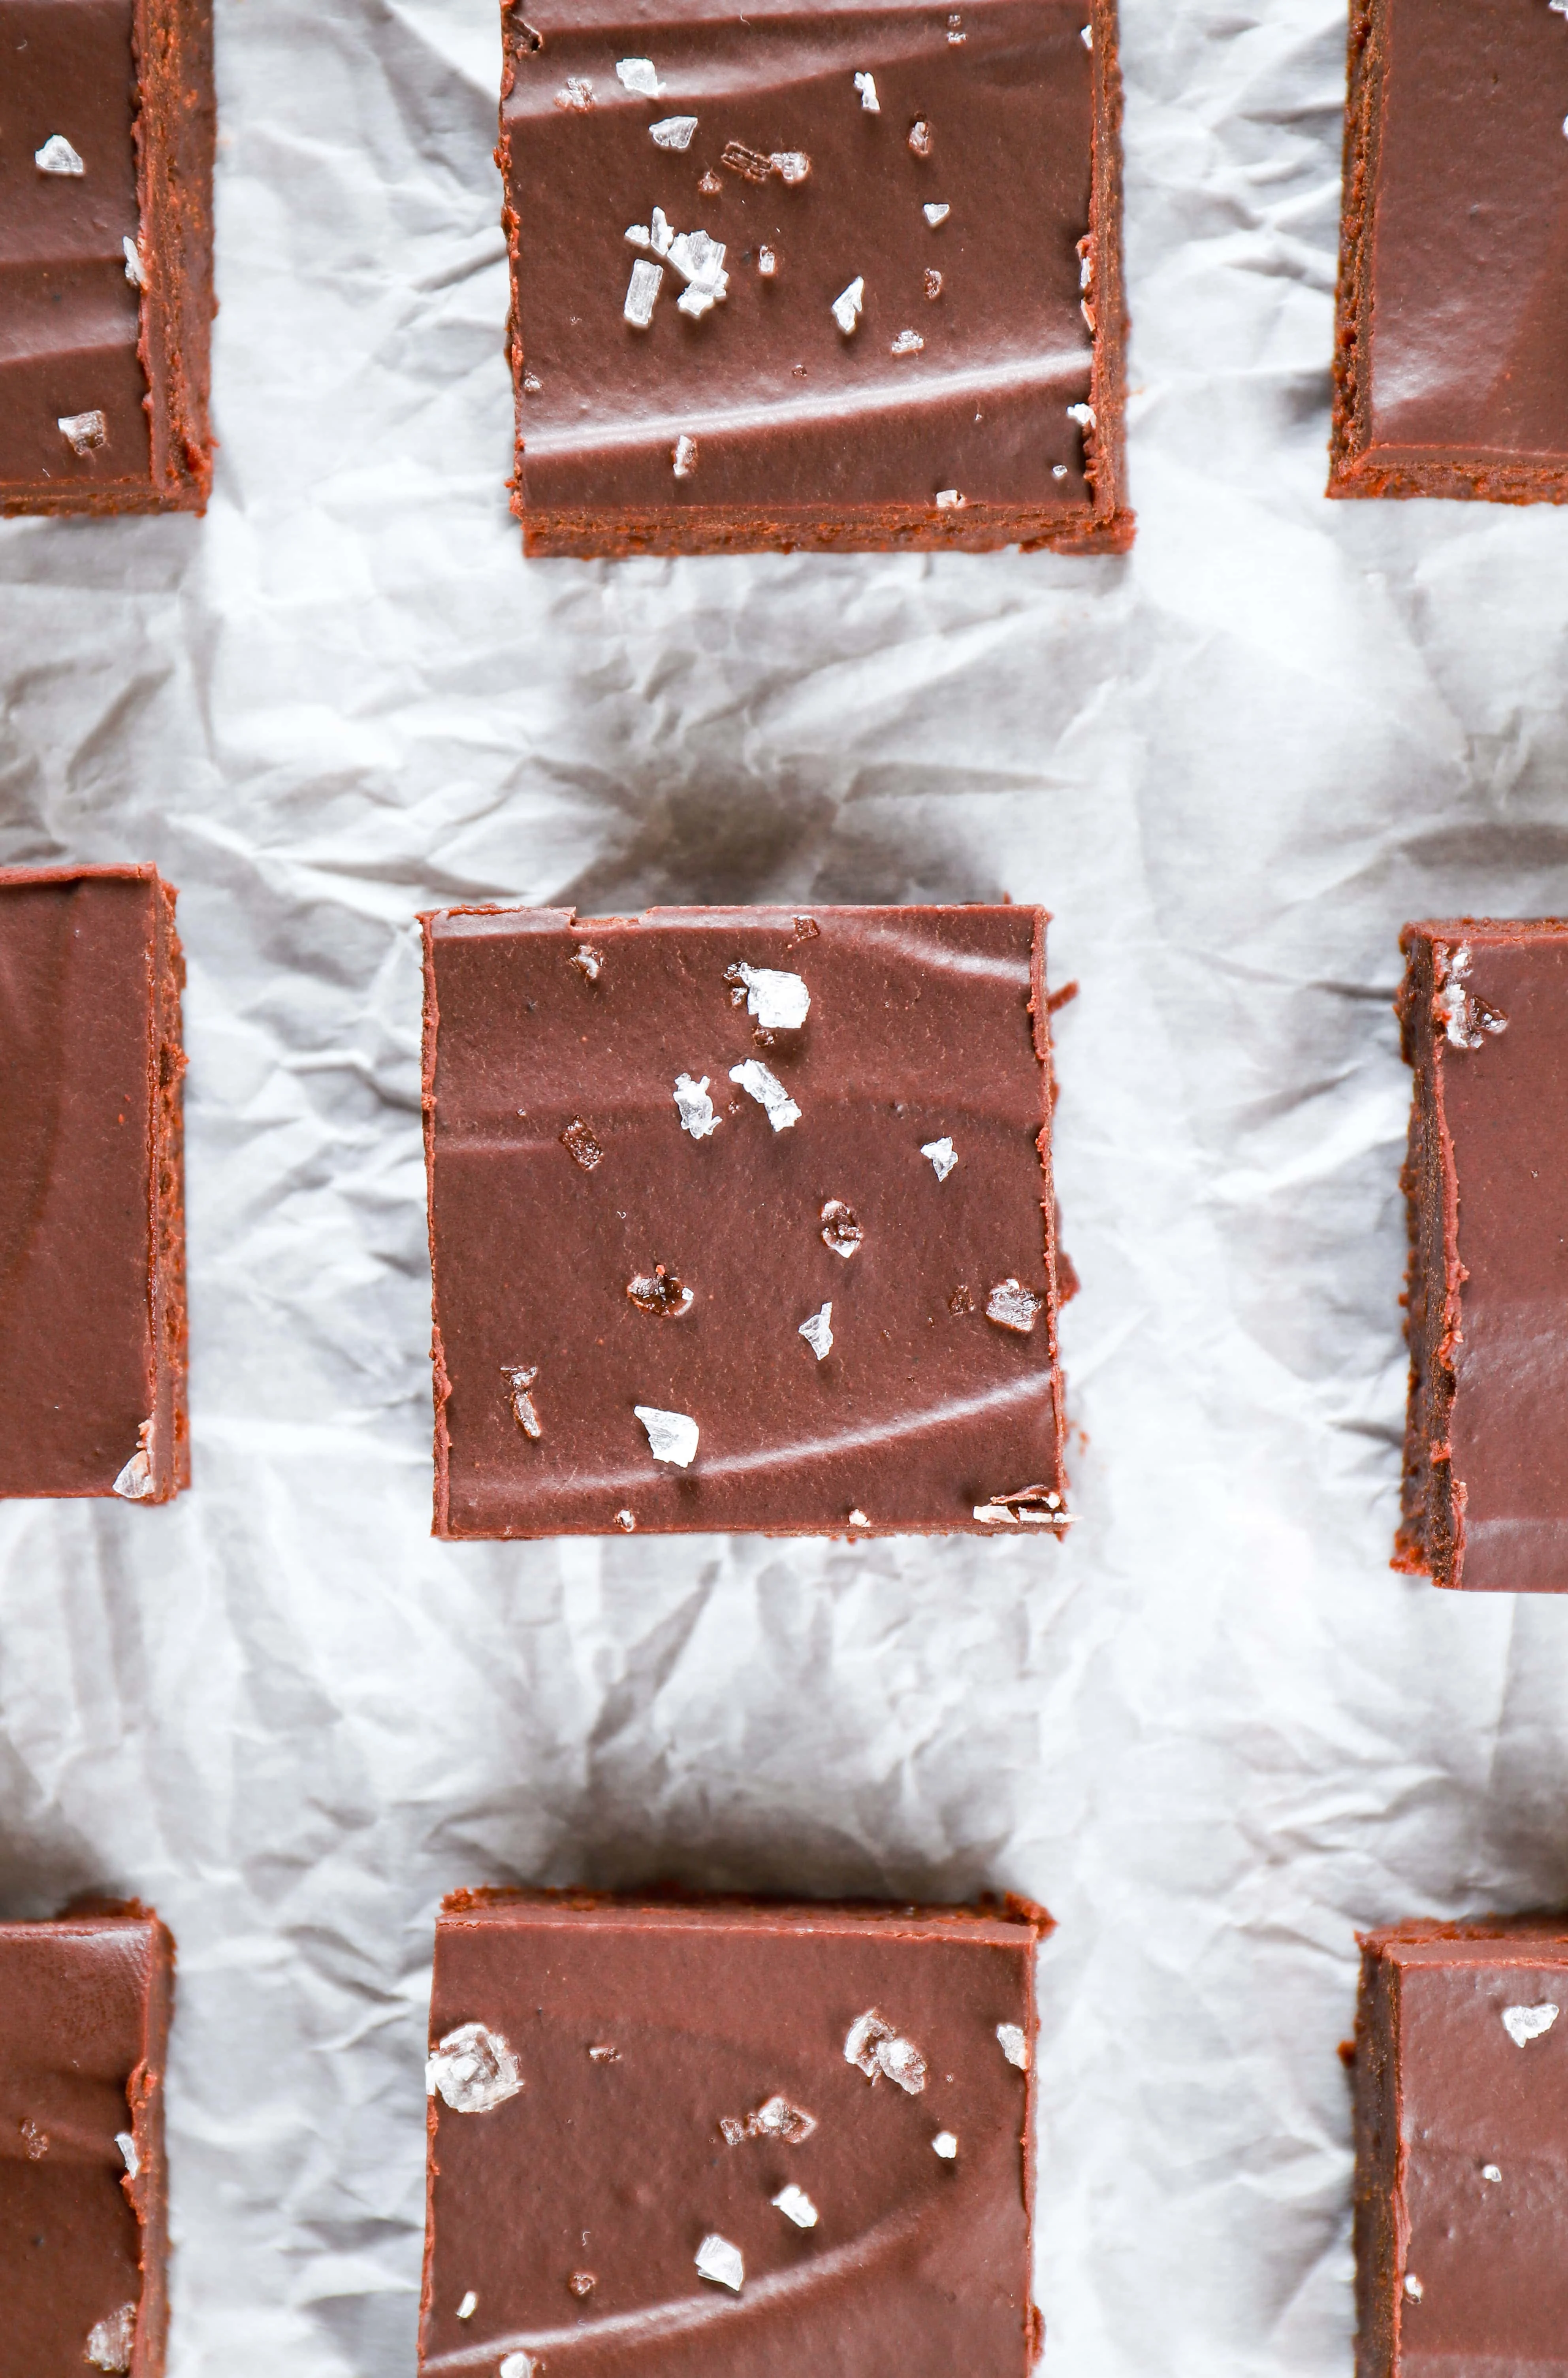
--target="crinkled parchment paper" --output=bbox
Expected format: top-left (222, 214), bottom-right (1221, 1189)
top-left (6, 0), bottom-right (1568, 2367)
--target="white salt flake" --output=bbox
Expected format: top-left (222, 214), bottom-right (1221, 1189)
top-left (925, 268), bottom-right (943, 298)
top-left (759, 245), bottom-right (777, 276)
top-left (975, 1503), bottom-right (1017, 1524)
top-left (878, 2035), bottom-right (928, 2092)
top-left (696, 2233), bottom-right (744, 2291)
top-left (947, 10), bottom-right (967, 39)
top-left (799, 1302), bottom-right (834, 1360)
top-left (1404, 2274), bottom-right (1424, 2302)
top-left (923, 202), bottom-right (950, 226)
top-left (614, 1507), bottom-right (636, 1531)
top-left (751, 2093), bottom-right (816, 2141)
top-left (773, 2183), bottom-right (819, 2228)
top-left (627, 1267), bottom-right (694, 1319)
top-left (616, 56), bottom-right (663, 96)
top-left (668, 226), bottom-right (728, 317)
top-left (932, 2130), bottom-right (958, 2159)
top-left (635, 1405), bottom-right (699, 1466)
top-left (1502, 2002), bottom-right (1559, 2046)
top-left (556, 76), bottom-right (593, 110)
top-left (1482, 2163), bottom-right (1502, 2183)
top-left (997, 2022), bottom-right (1029, 2069)
top-left (86, 2306), bottom-right (136, 2373)
top-left (673, 433), bottom-right (699, 477)
top-left (522, 373), bottom-right (543, 393)
top-left (36, 134), bottom-right (85, 174)
top-left (113, 1419), bottom-right (155, 1500)
top-left (116, 2130), bottom-right (139, 2178)
top-left (58, 409), bottom-right (108, 456)
top-left (123, 235), bottom-right (148, 288)
top-left (625, 258), bottom-right (663, 327)
top-left (820, 1199), bottom-right (862, 1256)
top-left (987, 1278), bottom-right (1043, 1333)
top-left (651, 115), bottom-right (698, 149)
top-left (674, 1072), bottom-right (720, 1136)
top-left (909, 119), bottom-right (932, 155)
top-left (1052, 463), bottom-right (1069, 480)
top-left (499, 2357), bottom-right (536, 2378)
top-left (457, 2291), bottom-right (477, 2319)
top-left (922, 1136), bottom-right (958, 1180)
top-left (1067, 401), bottom-right (1096, 430)
top-left (427, 2022), bottom-right (524, 2113)
top-left (730, 1058), bottom-right (800, 1131)
top-left (855, 71), bottom-right (881, 111)
top-left (570, 943), bottom-right (603, 981)
top-left (831, 276), bottom-right (865, 334)
top-left (589, 2042), bottom-right (620, 2061)
top-left (891, 328), bottom-right (924, 355)
top-left (935, 489), bottom-right (966, 509)
top-left (845, 2009), bottom-right (927, 2091)
top-left (848, 1507), bottom-right (870, 1526)
top-left (1081, 19), bottom-right (1093, 44)
top-left (770, 150), bottom-right (811, 181)
top-left (725, 959), bottom-right (810, 1028)
top-left (845, 2008), bottom-right (895, 2074)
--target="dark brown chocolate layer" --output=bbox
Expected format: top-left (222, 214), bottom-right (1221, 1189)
top-left (1354, 1920), bottom-right (1568, 2378)
top-left (0, 0), bottom-right (214, 515)
top-left (419, 1888), bottom-right (1047, 2378)
top-left (1396, 920), bottom-right (1568, 1590)
top-left (0, 867), bottom-right (188, 1502)
top-left (499, 0), bottom-right (1130, 554)
top-left (421, 903), bottom-right (1068, 1539)
top-left (1331, 0), bottom-right (1568, 503)
top-left (0, 1906), bottom-right (174, 2378)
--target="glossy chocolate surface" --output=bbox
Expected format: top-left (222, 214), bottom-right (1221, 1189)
top-left (0, 1909), bottom-right (173, 2378)
top-left (1397, 921), bottom-right (1568, 1590)
top-left (0, 868), bottom-right (187, 1502)
top-left (1332, 0), bottom-right (1568, 497)
top-left (499, 0), bottom-right (1127, 550)
top-left (421, 903), bottom-right (1067, 1538)
top-left (420, 1891), bottom-right (1045, 2378)
top-left (1355, 1924), bottom-right (1568, 2378)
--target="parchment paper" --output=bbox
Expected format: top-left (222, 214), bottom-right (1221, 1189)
top-left (6, 0), bottom-right (1568, 2367)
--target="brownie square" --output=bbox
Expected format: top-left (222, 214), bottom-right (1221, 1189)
top-left (497, 0), bottom-right (1130, 555)
top-left (0, 1905), bottom-right (174, 2378)
top-left (420, 902), bottom-right (1069, 1539)
top-left (1353, 1920), bottom-right (1568, 2378)
top-left (1330, 0), bottom-right (1568, 504)
top-left (0, 866), bottom-right (188, 1502)
top-left (419, 1889), bottom-right (1048, 2378)
top-left (0, 0), bottom-right (215, 515)
top-left (1395, 920), bottom-right (1568, 1590)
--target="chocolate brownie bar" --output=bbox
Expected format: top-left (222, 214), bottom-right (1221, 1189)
top-left (1, 0), bottom-right (215, 514)
top-left (420, 902), bottom-right (1069, 1538)
top-left (419, 1888), bottom-right (1049, 2378)
top-left (497, 0), bottom-right (1130, 553)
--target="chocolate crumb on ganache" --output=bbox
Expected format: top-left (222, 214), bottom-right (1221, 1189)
top-left (1353, 1918), bottom-right (1568, 2378)
top-left (1395, 920), bottom-right (1568, 1590)
top-left (418, 1887), bottom-right (1051, 2378)
top-left (496, 0), bottom-right (1131, 555)
top-left (0, 867), bottom-right (188, 1504)
top-left (1330, 0), bottom-right (1568, 504)
top-left (420, 903), bottom-right (1071, 1539)
top-left (1, 0), bottom-right (215, 515)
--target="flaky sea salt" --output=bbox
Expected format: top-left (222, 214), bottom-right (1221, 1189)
top-left (730, 1058), bottom-right (801, 1131)
top-left (848, 1508), bottom-right (870, 1526)
top-left (935, 489), bottom-right (965, 509)
top-left (36, 133), bottom-right (85, 174)
top-left (499, 2357), bottom-right (536, 2378)
top-left (625, 259), bottom-right (663, 327)
top-left (503, 1366), bottom-right (542, 1437)
top-left (831, 276), bottom-right (865, 334)
top-left (891, 329), bottom-right (924, 355)
top-left (556, 77), bottom-right (593, 110)
top-left (997, 2022), bottom-right (1029, 2069)
top-left (909, 119), bottom-right (932, 156)
top-left (1404, 2274), bottom-right (1424, 2303)
top-left (947, 10), bottom-right (966, 39)
top-left (924, 268), bottom-right (943, 299)
top-left (457, 2291), bottom-right (478, 2319)
top-left (1081, 20), bottom-right (1093, 44)
top-left (650, 115), bottom-right (698, 148)
top-left (845, 2009), bottom-right (927, 2092)
top-left (86, 2307), bottom-right (136, 2373)
top-left (923, 202), bottom-right (950, 226)
top-left (58, 409), bottom-right (108, 456)
top-left (1502, 2003), bottom-right (1559, 2046)
top-left (614, 1508), bottom-right (636, 1531)
top-left (427, 2022), bottom-right (525, 2112)
top-left (696, 2233), bottom-right (744, 2291)
top-left (116, 2130), bottom-right (139, 2177)
top-left (674, 1073), bottom-right (720, 1136)
top-left (627, 1268), bottom-right (694, 1319)
top-left (751, 2093), bottom-right (816, 2141)
top-left (722, 140), bottom-right (774, 182)
top-left (123, 236), bottom-right (148, 288)
top-left (799, 1302), bottom-right (833, 1359)
top-left (773, 2184), bottom-right (819, 2228)
top-left (933, 2130), bottom-right (958, 2159)
top-left (1482, 2163), bottom-right (1502, 2183)
top-left (854, 71), bottom-right (880, 110)
top-left (571, 943), bottom-right (603, 980)
top-left (759, 245), bottom-right (777, 276)
top-left (771, 151), bottom-right (811, 181)
top-left (922, 1136), bottom-right (958, 1180)
top-left (635, 1405), bottom-right (699, 1466)
top-left (725, 959), bottom-right (810, 1028)
top-left (1052, 463), bottom-right (1069, 480)
top-left (986, 1278), bottom-right (1043, 1333)
top-left (589, 2042), bottom-right (620, 2060)
top-left (673, 433), bottom-right (699, 476)
top-left (616, 57), bottom-right (663, 95)
top-left (113, 1419), bottom-right (155, 1500)
top-left (820, 1199), bottom-right (863, 1257)
top-left (561, 1118), bottom-right (604, 1170)
top-left (1067, 401), bottom-right (1096, 430)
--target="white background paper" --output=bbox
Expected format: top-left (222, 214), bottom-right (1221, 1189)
top-left (6, 0), bottom-right (1568, 2367)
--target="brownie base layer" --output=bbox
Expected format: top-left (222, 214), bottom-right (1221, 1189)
top-left (521, 498), bottom-right (1136, 557)
top-left (1392, 925), bottom-right (1459, 1585)
top-left (2, 0), bottom-right (215, 517)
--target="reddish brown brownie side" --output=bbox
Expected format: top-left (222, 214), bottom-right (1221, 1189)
top-left (1353, 1920), bottom-right (1568, 2378)
top-left (1395, 920), bottom-right (1568, 1589)
top-left (498, 0), bottom-right (1130, 555)
top-left (0, 867), bottom-right (188, 1502)
top-left (1, 0), bottom-right (215, 516)
top-left (0, 1905), bottom-right (175, 2378)
top-left (1331, 0), bottom-right (1568, 504)
top-left (419, 1888), bottom-right (1049, 2378)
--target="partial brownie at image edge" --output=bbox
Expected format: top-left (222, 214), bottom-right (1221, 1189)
top-left (1352, 1917), bottom-right (1568, 2378)
top-left (0, 866), bottom-right (188, 1503)
top-left (498, 0), bottom-right (1131, 556)
top-left (419, 1885), bottom-right (1051, 2378)
top-left (0, 1901), bottom-right (174, 2378)
top-left (1330, 0), bottom-right (1568, 504)
top-left (420, 901), bottom-right (1070, 1540)
top-left (0, 0), bottom-right (215, 516)
top-left (1395, 919), bottom-right (1568, 1590)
